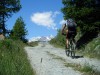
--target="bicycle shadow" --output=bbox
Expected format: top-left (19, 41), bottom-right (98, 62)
top-left (65, 51), bottom-right (84, 59)
top-left (72, 55), bottom-right (84, 59)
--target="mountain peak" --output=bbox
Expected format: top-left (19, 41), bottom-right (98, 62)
top-left (28, 35), bottom-right (54, 42)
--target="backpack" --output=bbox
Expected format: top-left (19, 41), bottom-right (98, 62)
top-left (67, 19), bottom-right (77, 31)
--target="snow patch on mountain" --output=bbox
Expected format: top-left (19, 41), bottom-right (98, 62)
top-left (28, 35), bottom-right (54, 42)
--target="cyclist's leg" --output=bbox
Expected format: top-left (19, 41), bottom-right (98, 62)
top-left (66, 29), bottom-right (69, 49)
top-left (66, 38), bottom-right (69, 49)
top-left (72, 32), bottom-right (77, 49)
top-left (73, 38), bottom-right (76, 48)
top-left (65, 29), bottom-right (70, 56)
top-left (65, 38), bottom-right (70, 56)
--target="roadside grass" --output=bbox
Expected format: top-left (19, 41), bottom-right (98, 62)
top-left (50, 37), bottom-right (100, 60)
top-left (64, 62), bottom-right (100, 75)
top-left (46, 51), bottom-right (100, 75)
top-left (77, 37), bottom-right (100, 59)
top-left (0, 39), bottom-right (35, 75)
top-left (49, 32), bottom-right (100, 59)
top-left (85, 37), bottom-right (100, 59)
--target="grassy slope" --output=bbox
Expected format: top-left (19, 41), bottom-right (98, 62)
top-left (0, 39), bottom-right (35, 75)
top-left (79, 37), bottom-right (100, 59)
top-left (50, 33), bottom-right (100, 59)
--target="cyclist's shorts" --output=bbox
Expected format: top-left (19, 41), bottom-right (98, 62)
top-left (66, 30), bottom-right (76, 39)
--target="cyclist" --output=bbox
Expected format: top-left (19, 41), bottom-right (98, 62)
top-left (62, 18), bottom-right (77, 50)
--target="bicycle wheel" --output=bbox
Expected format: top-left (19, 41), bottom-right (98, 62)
top-left (70, 40), bottom-right (76, 58)
top-left (65, 40), bottom-right (72, 57)
top-left (65, 46), bottom-right (70, 56)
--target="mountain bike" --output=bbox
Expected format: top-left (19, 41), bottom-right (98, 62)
top-left (65, 35), bottom-right (76, 58)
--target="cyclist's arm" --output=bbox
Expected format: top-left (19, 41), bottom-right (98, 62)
top-left (61, 24), bottom-right (66, 35)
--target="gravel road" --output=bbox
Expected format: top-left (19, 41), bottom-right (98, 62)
top-left (25, 42), bottom-right (100, 75)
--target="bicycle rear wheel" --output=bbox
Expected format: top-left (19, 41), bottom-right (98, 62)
top-left (65, 46), bottom-right (70, 56)
top-left (70, 40), bottom-right (76, 58)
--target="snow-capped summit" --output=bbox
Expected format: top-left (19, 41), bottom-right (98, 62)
top-left (28, 36), bottom-right (41, 42)
top-left (28, 35), bottom-right (54, 42)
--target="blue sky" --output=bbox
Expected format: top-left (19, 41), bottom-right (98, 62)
top-left (6, 0), bottom-right (64, 39)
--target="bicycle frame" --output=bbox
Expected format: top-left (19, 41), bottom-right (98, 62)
top-left (65, 37), bottom-right (76, 58)
top-left (69, 38), bottom-right (76, 51)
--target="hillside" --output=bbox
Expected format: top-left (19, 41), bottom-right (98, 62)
top-left (78, 36), bottom-right (100, 59)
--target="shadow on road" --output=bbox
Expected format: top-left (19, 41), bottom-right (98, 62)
top-left (72, 55), bottom-right (84, 59)
top-left (65, 51), bottom-right (84, 59)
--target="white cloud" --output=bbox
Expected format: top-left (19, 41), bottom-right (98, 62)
top-left (31, 11), bottom-right (59, 30)
top-left (59, 19), bottom-right (67, 25)
top-left (52, 11), bottom-right (60, 18)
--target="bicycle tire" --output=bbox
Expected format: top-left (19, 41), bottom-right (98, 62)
top-left (69, 38), bottom-right (76, 58)
top-left (65, 46), bottom-right (70, 56)
top-left (70, 40), bottom-right (76, 58)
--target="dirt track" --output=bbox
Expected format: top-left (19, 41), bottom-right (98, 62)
top-left (25, 42), bottom-right (100, 75)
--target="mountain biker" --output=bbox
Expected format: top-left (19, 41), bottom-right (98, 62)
top-left (62, 18), bottom-right (77, 49)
